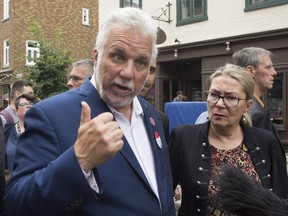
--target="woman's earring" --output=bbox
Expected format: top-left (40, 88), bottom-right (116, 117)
top-left (242, 113), bottom-right (246, 123)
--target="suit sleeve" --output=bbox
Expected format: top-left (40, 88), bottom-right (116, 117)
top-left (4, 106), bottom-right (99, 216)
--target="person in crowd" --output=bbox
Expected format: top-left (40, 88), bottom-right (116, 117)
top-left (139, 59), bottom-right (157, 105)
top-left (232, 47), bottom-right (285, 157)
top-left (169, 63), bottom-right (288, 215)
top-left (0, 120), bottom-right (6, 216)
top-left (0, 169), bottom-right (5, 216)
top-left (214, 165), bottom-right (288, 216)
top-left (5, 94), bottom-right (38, 174)
top-left (5, 7), bottom-right (175, 216)
top-left (196, 47), bottom-right (283, 129)
top-left (195, 81), bottom-right (209, 125)
top-left (139, 58), bottom-right (157, 105)
top-left (195, 110), bottom-right (209, 124)
top-left (173, 90), bottom-right (187, 102)
top-left (67, 59), bottom-right (94, 90)
top-left (0, 80), bottom-right (34, 127)
top-left (139, 58), bottom-right (170, 142)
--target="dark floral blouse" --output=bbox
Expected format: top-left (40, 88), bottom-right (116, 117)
top-left (207, 143), bottom-right (262, 216)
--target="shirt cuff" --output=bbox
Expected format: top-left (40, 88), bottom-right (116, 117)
top-left (82, 170), bottom-right (99, 193)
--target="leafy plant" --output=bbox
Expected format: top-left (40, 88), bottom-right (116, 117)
top-left (27, 23), bottom-right (72, 99)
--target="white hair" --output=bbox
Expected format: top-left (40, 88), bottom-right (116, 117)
top-left (95, 7), bottom-right (158, 60)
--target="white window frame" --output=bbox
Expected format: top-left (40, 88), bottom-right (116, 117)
top-left (3, 0), bottom-right (10, 20)
top-left (26, 40), bottom-right (40, 66)
top-left (82, 8), bottom-right (90, 26)
top-left (3, 39), bottom-right (9, 67)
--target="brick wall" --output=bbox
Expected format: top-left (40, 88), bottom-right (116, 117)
top-left (0, 0), bottom-right (99, 72)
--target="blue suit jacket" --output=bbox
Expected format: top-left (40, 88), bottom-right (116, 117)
top-left (5, 80), bottom-right (175, 216)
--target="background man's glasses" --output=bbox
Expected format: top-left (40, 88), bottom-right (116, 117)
top-left (149, 66), bottom-right (157, 74)
top-left (67, 75), bottom-right (83, 81)
top-left (205, 91), bottom-right (246, 108)
top-left (19, 102), bottom-right (34, 107)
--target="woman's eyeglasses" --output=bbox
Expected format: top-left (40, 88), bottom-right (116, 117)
top-left (205, 91), bottom-right (246, 108)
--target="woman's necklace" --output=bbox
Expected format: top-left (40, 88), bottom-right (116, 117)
top-left (16, 122), bottom-right (22, 135)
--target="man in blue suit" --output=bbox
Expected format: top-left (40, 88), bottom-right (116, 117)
top-left (5, 7), bottom-right (175, 216)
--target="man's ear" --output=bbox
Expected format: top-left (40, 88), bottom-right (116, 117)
top-left (245, 65), bottom-right (255, 78)
top-left (14, 91), bottom-right (21, 98)
top-left (93, 49), bottom-right (98, 62)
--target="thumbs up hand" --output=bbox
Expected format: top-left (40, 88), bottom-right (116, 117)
top-left (74, 101), bottom-right (124, 172)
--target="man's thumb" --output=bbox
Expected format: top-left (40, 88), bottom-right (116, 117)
top-left (80, 101), bottom-right (91, 125)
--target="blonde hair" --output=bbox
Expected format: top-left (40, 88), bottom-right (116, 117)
top-left (206, 63), bottom-right (254, 126)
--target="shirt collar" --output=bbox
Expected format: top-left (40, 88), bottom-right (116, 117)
top-left (91, 75), bottom-right (96, 88)
top-left (108, 97), bottom-right (144, 117)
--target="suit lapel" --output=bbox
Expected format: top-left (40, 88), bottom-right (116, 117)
top-left (141, 100), bottom-right (168, 206)
top-left (117, 99), bottom-right (168, 202)
top-left (119, 137), bottom-right (151, 186)
top-left (117, 101), bottom-right (162, 192)
top-left (79, 83), bottom-right (166, 202)
top-left (79, 82), bottom-right (153, 189)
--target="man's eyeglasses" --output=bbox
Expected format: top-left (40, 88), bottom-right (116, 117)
top-left (67, 75), bottom-right (83, 81)
top-left (205, 91), bottom-right (246, 108)
top-left (149, 66), bottom-right (157, 74)
top-left (18, 102), bottom-right (34, 108)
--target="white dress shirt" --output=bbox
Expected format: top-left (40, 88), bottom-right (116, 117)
top-left (82, 79), bottom-right (159, 200)
top-left (108, 98), bottom-right (159, 199)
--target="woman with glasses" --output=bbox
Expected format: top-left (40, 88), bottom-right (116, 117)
top-left (5, 94), bottom-right (38, 175)
top-left (169, 63), bottom-right (288, 216)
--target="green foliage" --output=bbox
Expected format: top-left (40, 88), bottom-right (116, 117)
top-left (27, 23), bottom-right (72, 99)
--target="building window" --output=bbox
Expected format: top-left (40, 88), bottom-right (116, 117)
top-left (82, 8), bottom-right (90, 26)
top-left (176, 0), bottom-right (208, 26)
top-left (26, 40), bottom-right (40, 66)
top-left (1, 84), bottom-right (10, 107)
top-left (3, 39), bottom-right (9, 67)
top-left (3, 0), bottom-right (9, 20)
top-left (267, 72), bottom-right (286, 129)
top-left (245, 0), bottom-right (288, 11)
top-left (120, 0), bottom-right (142, 8)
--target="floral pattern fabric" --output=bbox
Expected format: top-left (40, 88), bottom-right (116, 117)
top-left (207, 143), bottom-right (261, 216)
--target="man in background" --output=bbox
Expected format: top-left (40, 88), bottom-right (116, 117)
top-left (139, 58), bottom-right (169, 143)
top-left (172, 90), bottom-right (187, 102)
top-left (233, 47), bottom-right (285, 157)
top-left (0, 80), bottom-right (34, 127)
top-left (67, 59), bottom-right (94, 90)
top-left (0, 120), bottom-right (6, 215)
top-left (139, 59), bottom-right (157, 105)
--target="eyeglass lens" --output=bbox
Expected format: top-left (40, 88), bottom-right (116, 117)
top-left (68, 75), bottom-right (83, 81)
top-left (19, 102), bottom-right (34, 107)
top-left (149, 66), bottom-right (156, 73)
top-left (206, 92), bottom-right (240, 108)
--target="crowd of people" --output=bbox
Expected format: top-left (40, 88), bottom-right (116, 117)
top-left (0, 7), bottom-right (286, 216)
